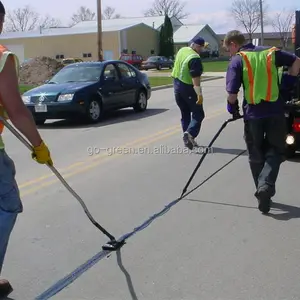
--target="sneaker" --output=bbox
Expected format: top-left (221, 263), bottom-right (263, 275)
top-left (183, 132), bottom-right (194, 150)
top-left (0, 279), bottom-right (13, 298)
top-left (255, 189), bottom-right (271, 214)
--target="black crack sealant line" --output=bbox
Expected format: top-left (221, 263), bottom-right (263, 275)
top-left (1, 116), bottom-right (244, 299)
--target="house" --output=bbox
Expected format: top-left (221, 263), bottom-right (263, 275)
top-left (0, 15), bottom-right (219, 63)
top-left (173, 24), bottom-right (220, 54)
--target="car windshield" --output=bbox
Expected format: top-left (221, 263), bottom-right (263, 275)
top-left (49, 65), bottom-right (102, 84)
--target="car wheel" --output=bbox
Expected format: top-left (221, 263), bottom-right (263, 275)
top-left (35, 118), bottom-right (46, 125)
top-left (86, 99), bottom-right (102, 123)
top-left (133, 90), bottom-right (147, 112)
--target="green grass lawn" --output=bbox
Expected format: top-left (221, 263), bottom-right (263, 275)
top-left (156, 60), bottom-right (229, 73)
top-left (202, 60), bottom-right (229, 72)
top-left (19, 85), bottom-right (34, 94)
top-left (148, 76), bottom-right (173, 87)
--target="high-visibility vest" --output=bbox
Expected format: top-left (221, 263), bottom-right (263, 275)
top-left (0, 45), bottom-right (20, 149)
top-left (171, 47), bottom-right (200, 85)
top-left (237, 47), bottom-right (282, 105)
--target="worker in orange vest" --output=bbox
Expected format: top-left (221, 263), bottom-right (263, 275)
top-left (0, 2), bottom-right (53, 297)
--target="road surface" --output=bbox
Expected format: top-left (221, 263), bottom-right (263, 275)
top-left (2, 78), bottom-right (300, 300)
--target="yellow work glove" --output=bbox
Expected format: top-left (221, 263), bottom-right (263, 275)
top-left (193, 86), bottom-right (203, 105)
top-left (32, 140), bottom-right (53, 166)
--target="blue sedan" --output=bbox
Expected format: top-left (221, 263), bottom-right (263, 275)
top-left (22, 60), bottom-right (152, 125)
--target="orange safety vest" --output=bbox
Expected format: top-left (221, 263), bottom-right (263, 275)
top-left (0, 44), bottom-right (19, 135)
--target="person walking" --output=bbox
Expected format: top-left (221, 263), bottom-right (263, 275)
top-left (171, 37), bottom-right (208, 150)
top-left (224, 29), bottom-right (300, 213)
top-left (0, 1), bottom-right (53, 297)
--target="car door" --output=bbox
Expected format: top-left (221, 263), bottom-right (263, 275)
top-left (115, 62), bottom-right (138, 106)
top-left (99, 63), bottom-right (123, 109)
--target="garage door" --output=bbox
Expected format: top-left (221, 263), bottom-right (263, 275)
top-left (5, 44), bottom-right (25, 63)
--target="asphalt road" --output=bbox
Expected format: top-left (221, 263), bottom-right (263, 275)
top-left (2, 79), bottom-right (300, 300)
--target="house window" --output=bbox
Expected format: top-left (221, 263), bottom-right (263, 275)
top-left (56, 54), bottom-right (64, 59)
top-left (83, 53), bottom-right (92, 58)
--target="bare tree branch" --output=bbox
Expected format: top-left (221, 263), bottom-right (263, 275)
top-left (70, 6), bottom-right (96, 25)
top-left (230, 0), bottom-right (268, 40)
top-left (39, 15), bottom-right (62, 29)
top-left (4, 5), bottom-right (40, 32)
top-left (271, 9), bottom-right (294, 49)
top-left (144, 0), bottom-right (189, 19)
top-left (4, 5), bottom-right (62, 32)
top-left (102, 6), bottom-right (121, 19)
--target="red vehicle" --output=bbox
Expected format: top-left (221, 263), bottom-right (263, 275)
top-left (119, 53), bottom-right (143, 69)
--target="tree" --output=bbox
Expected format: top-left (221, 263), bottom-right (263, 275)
top-left (272, 9), bottom-right (295, 49)
top-left (102, 6), bottom-right (121, 19)
top-left (159, 14), bottom-right (174, 58)
top-left (230, 0), bottom-right (268, 41)
top-left (70, 6), bottom-right (96, 25)
top-left (4, 5), bottom-right (61, 32)
top-left (144, 0), bottom-right (188, 19)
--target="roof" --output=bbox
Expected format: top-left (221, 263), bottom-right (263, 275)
top-left (173, 24), bottom-right (206, 43)
top-left (0, 21), bottom-right (152, 40)
top-left (72, 16), bottom-right (166, 30)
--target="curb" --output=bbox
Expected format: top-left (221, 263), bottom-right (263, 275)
top-left (151, 76), bottom-right (224, 91)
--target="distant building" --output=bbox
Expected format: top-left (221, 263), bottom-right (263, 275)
top-left (0, 15), bottom-right (219, 63)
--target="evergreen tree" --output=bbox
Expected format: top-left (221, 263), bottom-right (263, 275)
top-left (159, 24), bottom-right (166, 56)
top-left (164, 14), bottom-right (174, 58)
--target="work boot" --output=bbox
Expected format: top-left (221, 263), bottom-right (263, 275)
top-left (183, 132), bottom-right (194, 150)
top-left (255, 188), bottom-right (272, 214)
top-left (0, 279), bottom-right (13, 298)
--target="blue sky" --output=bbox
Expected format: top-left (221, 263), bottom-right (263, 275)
top-left (4, 0), bottom-right (300, 33)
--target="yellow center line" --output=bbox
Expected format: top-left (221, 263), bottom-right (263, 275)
top-left (19, 108), bottom-right (225, 196)
top-left (18, 124), bottom-right (181, 189)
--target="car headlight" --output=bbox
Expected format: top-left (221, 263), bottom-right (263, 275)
top-left (57, 93), bottom-right (74, 102)
top-left (22, 95), bottom-right (31, 103)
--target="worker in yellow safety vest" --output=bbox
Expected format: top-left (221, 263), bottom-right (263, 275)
top-left (0, 2), bottom-right (53, 297)
top-left (171, 37), bottom-right (208, 150)
top-left (223, 30), bottom-right (300, 214)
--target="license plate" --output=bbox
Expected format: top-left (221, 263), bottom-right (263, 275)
top-left (35, 104), bottom-right (47, 112)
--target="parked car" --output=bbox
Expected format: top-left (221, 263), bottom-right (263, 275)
top-left (22, 60), bottom-right (151, 125)
top-left (62, 58), bottom-right (83, 66)
top-left (141, 56), bottom-right (173, 70)
top-left (119, 53), bottom-right (144, 69)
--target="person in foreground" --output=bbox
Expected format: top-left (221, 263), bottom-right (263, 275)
top-left (171, 37), bottom-right (208, 150)
top-left (224, 30), bottom-right (300, 214)
top-left (0, 1), bottom-right (53, 297)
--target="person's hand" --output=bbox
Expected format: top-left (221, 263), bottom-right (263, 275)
top-left (196, 94), bottom-right (203, 105)
top-left (194, 86), bottom-right (203, 105)
top-left (32, 140), bottom-right (53, 166)
top-left (227, 100), bottom-right (241, 119)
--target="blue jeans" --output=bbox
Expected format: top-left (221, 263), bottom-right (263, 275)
top-left (0, 149), bottom-right (23, 274)
top-left (175, 91), bottom-right (205, 138)
top-left (243, 115), bottom-right (286, 197)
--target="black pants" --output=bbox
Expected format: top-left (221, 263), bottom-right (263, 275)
top-left (244, 115), bottom-right (287, 197)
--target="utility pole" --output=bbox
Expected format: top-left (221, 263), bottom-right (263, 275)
top-left (97, 0), bottom-right (103, 61)
top-left (259, 0), bottom-right (264, 45)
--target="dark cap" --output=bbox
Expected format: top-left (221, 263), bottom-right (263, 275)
top-left (0, 1), bottom-right (5, 14)
top-left (191, 36), bottom-right (205, 46)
